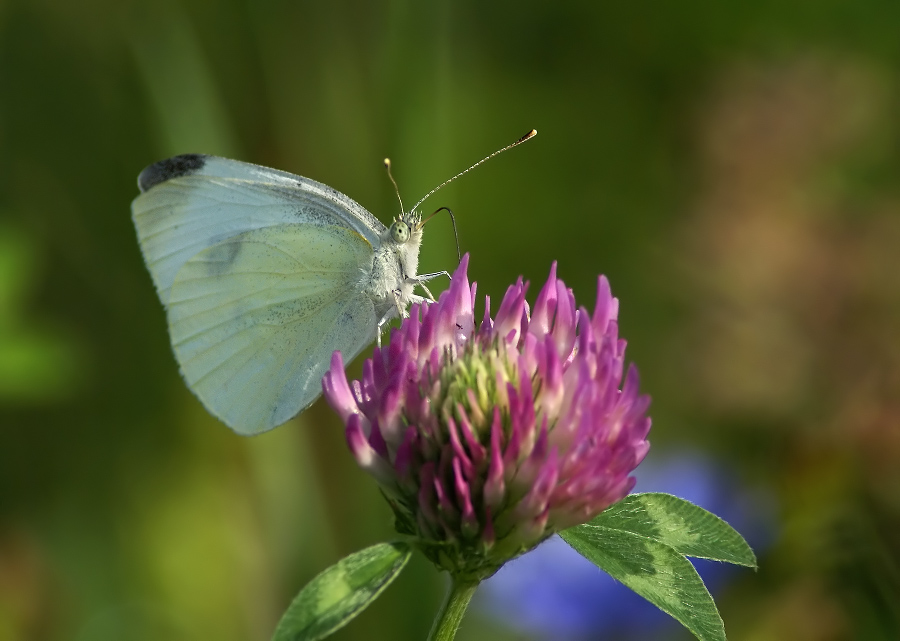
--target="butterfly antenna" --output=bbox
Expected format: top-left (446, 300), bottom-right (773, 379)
top-left (418, 206), bottom-right (461, 261)
top-left (410, 128), bottom-right (537, 214)
top-left (383, 158), bottom-right (405, 216)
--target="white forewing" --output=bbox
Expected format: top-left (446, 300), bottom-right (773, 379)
top-left (132, 154), bottom-right (386, 304)
top-left (167, 224), bottom-right (377, 435)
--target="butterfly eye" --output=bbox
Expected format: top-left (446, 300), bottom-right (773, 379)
top-left (390, 220), bottom-right (411, 243)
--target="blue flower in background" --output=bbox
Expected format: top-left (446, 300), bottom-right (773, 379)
top-left (475, 449), bottom-right (776, 640)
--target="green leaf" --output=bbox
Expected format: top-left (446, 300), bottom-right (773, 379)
top-left (559, 493), bottom-right (757, 641)
top-left (591, 493), bottom-right (757, 567)
top-left (560, 524), bottom-right (726, 641)
top-left (272, 541), bottom-right (412, 641)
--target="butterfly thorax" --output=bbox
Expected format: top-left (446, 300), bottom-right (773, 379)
top-left (365, 215), bottom-right (423, 320)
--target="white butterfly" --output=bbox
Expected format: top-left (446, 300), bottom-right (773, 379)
top-left (132, 131), bottom-right (535, 436)
top-left (132, 154), bottom-right (441, 435)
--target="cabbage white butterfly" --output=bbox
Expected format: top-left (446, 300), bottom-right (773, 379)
top-left (132, 130), bottom-right (536, 435)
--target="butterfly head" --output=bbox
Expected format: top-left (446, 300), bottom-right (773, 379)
top-left (389, 209), bottom-right (424, 245)
top-left (384, 210), bottom-right (424, 289)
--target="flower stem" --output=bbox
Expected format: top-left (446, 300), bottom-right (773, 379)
top-left (427, 577), bottom-right (479, 641)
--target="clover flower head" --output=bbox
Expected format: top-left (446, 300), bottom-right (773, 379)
top-left (323, 255), bottom-right (651, 580)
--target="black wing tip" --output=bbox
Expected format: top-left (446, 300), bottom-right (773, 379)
top-left (137, 154), bottom-right (208, 192)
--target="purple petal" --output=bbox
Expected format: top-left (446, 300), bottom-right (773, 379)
top-left (346, 414), bottom-right (394, 487)
top-left (493, 278), bottom-right (527, 344)
top-left (530, 262), bottom-right (559, 340)
top-left (322, 352), bottom-right (358, 421)
top-left (484, 408), bottom-right (506, 510)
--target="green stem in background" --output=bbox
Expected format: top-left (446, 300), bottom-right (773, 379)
top-left (427, 577), bottom-right (479, 641)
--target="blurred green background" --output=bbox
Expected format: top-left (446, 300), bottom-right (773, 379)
top-left (2, 1), bottom-right (900, 639)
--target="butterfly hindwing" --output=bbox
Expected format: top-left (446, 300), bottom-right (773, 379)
top-left (167, 223), bottom-right (378, 435)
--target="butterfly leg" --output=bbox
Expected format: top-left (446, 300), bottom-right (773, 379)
top-left (393, 289), bottom-right (408, 318)
top-left (373, 290), bottom-right (406, 348)
top-left (375, 288), bottom-right (432, 347)
top-left (375, 305), bottom-right (397, 348)
top-left (416, 270), bottom-right (451, 282)
top-left (408, 270), bottom-right (450, 302)
top-left (418, 282), bottom-right (437, 302)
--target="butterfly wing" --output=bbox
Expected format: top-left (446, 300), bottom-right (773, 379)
top-left (131, 154), bottom-right (386, 305)
top-left (167, 223), bottom-right (378, 435)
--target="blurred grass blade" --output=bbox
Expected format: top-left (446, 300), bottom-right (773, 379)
top-left (560, 525), bottom-right (726, 641)
top-left (590, 493), bottom-right (757, 567)
top-left (272, 541), bottom-right (412, 641)
top-left (129, 2), bottom-right (239, 157)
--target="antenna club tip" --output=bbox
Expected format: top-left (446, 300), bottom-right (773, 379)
top-left (522, 129), bottom-right (538, 141)
top-left (383, 158), bottom-right (391, 167)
